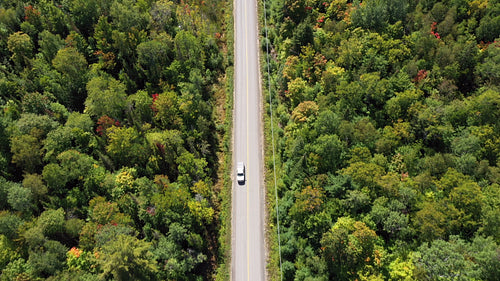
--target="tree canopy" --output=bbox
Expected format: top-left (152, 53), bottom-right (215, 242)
top-left (0, 0), bottom-right (230, 279)
top-left (265, 0), bottom-right (500, 280)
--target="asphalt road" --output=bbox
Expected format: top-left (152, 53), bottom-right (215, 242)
top-left (232, 0), bottom-right (265, 280)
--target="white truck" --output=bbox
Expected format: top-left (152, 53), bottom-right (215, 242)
top-left (237, 162), bottom-right (245, 184)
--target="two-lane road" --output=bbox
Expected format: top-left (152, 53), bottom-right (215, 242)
top-left (232, 0), bottom-right (265, 280)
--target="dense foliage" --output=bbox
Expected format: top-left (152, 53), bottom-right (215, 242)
top-left (263, 0), bottom-right (500, 280)
top-left (0, 0), bottom-right (231, 280)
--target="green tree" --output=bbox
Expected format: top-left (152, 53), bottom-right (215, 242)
top-left (174, 30), bottom-right (204, 76)
top-left (415, 236), bottom-right (481, 281)
top-left (342, 162), bottom-right (385, 198)
top-left (313, 134), bottom-right (344, 173)
top-left (0, 212), bottom-right (22, 240)
top-left (176, 152), bottom-right (207, 186)
top-left (150, 0), bottom-right (178, 33)
top-left (145, 129), bottom-right (184, 178)
top-left (67, 0), bottom-right (99, 37)
top-left (126, 90), bottom-right (153, 125)
top-left (413, 201), bottom-right (447, 242)
top-left (480, 183), bottom-right (500, 242)
top-left (469, 89), bottom-right (500, 127)
top-left (10, 134), bottom-right (42, 174)
top-left (153, 223), bottom-right (206, 280)
top-left (52, 47), bottom-right (88, 109)
top-left (152, 91), bottom-right (182, 130)
top-left (7, 182), bottom-right (34, 215)
top-left (98, 234), bottom-right (157, 281)
top-left (321, 217), bottom-right (382, 280)
top-left (0, 235), bottom-right (19, 272)
top-left (52, 47), bottom-right (87, 81)
top-left (449, 181), bottom-right (484, 237)
top-left (43, 126), bottom-right (93, 161)
top-left (0, 258), bottom-right (32, 281)
top-left (28, 240), bottom-right (68, 278)
top-left (85, 75), bottom-right (127, 120)
top-left (65, 112), bottom-right (94, 132)
top-left (470, 235), bottom-right (500, 281)
top-left (476, 14), bottom-right (500, 43)
top-left (7, 31), bottom-right (33, 68)
top-left (476, 43), bottom-right (500, 86)
top-left (38, 30), bottom-right (64, 63)
top-left (36, 208), bottom-right (65, 239)
top-left (22, 173), bottom-right (47, 206)
top-left (110, 0), bottom-right (149, 33)
top-left (106, 126), bottom-right (148, 168)
top-left (137, 38), bottom-right (172, 86)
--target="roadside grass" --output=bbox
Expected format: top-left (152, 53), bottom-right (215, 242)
top-left (215, 0), bottom-right (234, 279)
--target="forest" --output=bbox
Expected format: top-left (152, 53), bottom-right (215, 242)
top-left (263, 0), bottom-right (500, 280)
top-left (0, 0), bottom-right (232, 280)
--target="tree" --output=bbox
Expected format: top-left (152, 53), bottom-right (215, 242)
top-left (36, 208), bottom-right (65, 239)
top-left (38, 30), bottom-right (64, 63)
top-left (98, 234), bottom-right (157, 281)
top-left (480, 183), bottom-right (500, 242)
top-left (52, 47), bottom-right (87, 80)
top-left (0, 234), bottom-right (19, 272)
top-left (290, 186), bottom-right (325, 218)
top-left (388, 255), bottom-right (415, 281)
top-left (10, 134), bottom-right (42, 174)
top-left (175, 152), bottom-right (207, 186)
top-left (291, 100), bottom-right (319, 124)
top-left (137, 38), bottom-right (172, 86)
top-left (476, 14), bottom-right (500, 43)
top-left (313, 134), bottom-right (344, 173)
top-left (286, 78), bottom-right (309, 109)
top-left (7, 182), bottom-right (34, 215)
top-left (321, 217), bottom-right (382, 280)
top-left (13, 113), bottom-right (59, 137)
top-left (153, 223), bottom-right (206, 280)
top-left (370, 197), bottom-right (411, 240)
top-left (109, 0), bottom-right (150, 33)
top-left (106, 126), bottom-right (148, 168)
top-left (174, 30), bottom-right (204, 75)
top-left (85, 75), bottom-right (127, 120)
top-left (0, 212), bottom-right (22, 240)
top-left (415, 236), bottom-right (481, 280)
top-left (43, 126), bottom-right (92, 162)
top-left (80, 196), bottom-right (133, 250)
top-left (476, 42), bottom-right (500, 86)
top-left (7, 31), bottom-right (33, 69)
top-left (468, 89), bottom-right (500, 127)
top-left (145, 129), bottom-right (184, 178)
top-left (449, 181), bottom-right (484, 237)
top-left (351, 0), bottom-right (390, 32)
top-left (52, 47), bottom-right (88, 109)
top-left (342, 162), bottom-right (385, 198)
top-left (150, 0), bottom-right (178, 33)
top-left (0, 258), bottom-right (32, 281)
top-left (470, 235), bottom-right (500, 281)
top-left (28, 240), bottom-right (68, 278)
top-left (57, 150), bottom-right (97, 184)
top-left (22, 173), bottom-right (47, 205)
top-left (67, 0), bottom-right (99, 37)
top-left (65, 112), bottom-right (94, 132)
top-left (290, 22), bottom-right (313, 55)
top-left (152, 91), bottom-right (182, 130)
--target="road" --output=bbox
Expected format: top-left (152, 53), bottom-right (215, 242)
top-left (232, 0), bottom-right (265, 279)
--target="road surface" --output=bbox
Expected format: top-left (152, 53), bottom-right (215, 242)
top-left (232, 0), bottom-right (265, 280)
